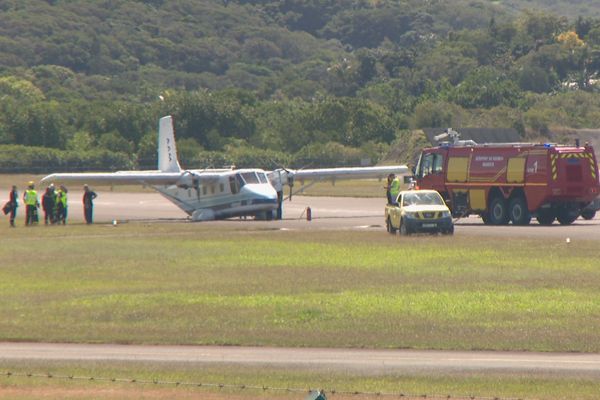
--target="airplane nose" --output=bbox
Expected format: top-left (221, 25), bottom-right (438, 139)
top-left (243, 184), bottom-right (278, 205)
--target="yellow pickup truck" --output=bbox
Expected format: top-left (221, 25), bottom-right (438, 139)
top-left (385, 189), bottom-right (454, 235)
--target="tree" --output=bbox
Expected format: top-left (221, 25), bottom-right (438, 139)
top-left (449, 67), bottom-right (522, 109)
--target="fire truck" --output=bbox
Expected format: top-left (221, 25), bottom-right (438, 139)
top-left (414, 130), bottom-right (600, 225)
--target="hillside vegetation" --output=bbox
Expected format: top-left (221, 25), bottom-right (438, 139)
top-left (1, 0), bottom-right (600, 172)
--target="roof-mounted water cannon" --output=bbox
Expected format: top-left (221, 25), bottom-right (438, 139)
top-left (434, 128), bottom-right (477, 147)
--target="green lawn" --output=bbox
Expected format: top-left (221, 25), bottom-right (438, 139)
top-left (0, 361), bottom-right (599, 400)
top-left (2, 222), bottom-right (600, 399)
top-left (0, 223), bottom-right (599, 352)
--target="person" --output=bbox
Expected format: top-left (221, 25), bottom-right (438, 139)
top-left (23, 181), bottom-right (39, 226)
top-left (8, 185), bottom-right (18, 227)
top-left (82, 184), bottom-right (97, 224)
top-left (389, 174), bottom-right (401, 204)
top-left (41, 184), bottom-right (56, 225)
top-left (385, 173), bottom-right (395, 204)
top-left (55, 185), bottom-right (68, 225)
top-left (386, 174), bottom-right (400, 204)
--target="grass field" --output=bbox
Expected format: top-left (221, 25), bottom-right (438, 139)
top-left (1, 223), bottom-right (599, 351)
top-left (2, 222), bottom-right (600, 399)
top-left (1, 360), bottom-right (600, 400)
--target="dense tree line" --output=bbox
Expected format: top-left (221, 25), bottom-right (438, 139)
top-left (1, 0), bottom-right (600, 172)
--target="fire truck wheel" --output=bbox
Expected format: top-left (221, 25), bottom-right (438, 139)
top-left (536, 210), bottom-right (555, 225)
top-left (386, 217), bottom-right (397, 234)
top-left (480, 213), bottom-right (491, 224)
top-left (489, 197), bottom-right (509, 225)
top-left (557, 205), bottom-right (579, 225)
top-left (581, 209), bottom-right (596, 220)
top-left (508, 196), bottom-right (531, 225)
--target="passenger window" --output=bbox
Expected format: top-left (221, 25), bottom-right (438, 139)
top-left (219, 183), bottom-right (225, 192)
top-left (210, 185), bottom-right (215, 194)
top-left (202, 186), bottom-right (207, 196)
top-left (229, 176), bottom-right (239, 194)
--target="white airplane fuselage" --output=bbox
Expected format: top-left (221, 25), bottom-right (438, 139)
top-left (155, 168), bottom-right (278, 221)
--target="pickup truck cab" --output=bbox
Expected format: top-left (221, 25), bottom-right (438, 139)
top-left (385, 189), bottom-right (454, 235)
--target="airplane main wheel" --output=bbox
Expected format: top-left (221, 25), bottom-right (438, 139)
top-left (386, 217), bottom-right (397, 234)
top-left (489, 197), bottom-right (509, 225)
top-left (509, 196), bottom-right (531, 225)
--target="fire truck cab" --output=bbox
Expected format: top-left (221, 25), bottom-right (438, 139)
top-left (414, 131), bottom-right (600, 225)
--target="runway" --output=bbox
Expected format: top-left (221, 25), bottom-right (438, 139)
top-left (1, 342), bottom-right (600, 376)
top-left (2, 190), bottom-right (596, 240)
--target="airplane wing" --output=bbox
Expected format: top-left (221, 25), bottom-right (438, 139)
top-left (41, 171), bottom-right (184, 186)
top-left (268, 165), bottom-right (411, 200)
top-left (292, 165), bottom-right (410, 181)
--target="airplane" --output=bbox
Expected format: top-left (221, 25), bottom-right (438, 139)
top-left (42, 116), bottom-right (409, 221)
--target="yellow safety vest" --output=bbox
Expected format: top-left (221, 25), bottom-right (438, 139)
top-left (390, 178), bottom-right (401, 200)
top-left (24, 190), bottom-right (37, 206)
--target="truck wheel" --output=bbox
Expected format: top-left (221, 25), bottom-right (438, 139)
top-left (400, 219), bottom-right (411, 236)
top-left (489, 197), bottom-right (509, 225)
top-left (536, 209), bottom-right (555, 225)
top-left (557, 205), bottom-right (578, 225)
top-left (386, 217), bottom-right (397, 234)
top-left (508, 196), bottom-right (531, 225)
top-left (581, 209), bottom-right (596, 220)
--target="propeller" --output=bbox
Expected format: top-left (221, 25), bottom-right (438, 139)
top-left (178, 170), bottom-right (200, 199)
top-left (287, 171), bottom-right (294, 201)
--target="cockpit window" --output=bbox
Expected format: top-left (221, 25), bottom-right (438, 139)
top-left (241, 172), bottom-right (260, 184)
top-left (258, 173), bottom-right (268, 184)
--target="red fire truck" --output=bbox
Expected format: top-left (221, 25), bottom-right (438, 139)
top-left (414, 131), bottom-right (600, 225)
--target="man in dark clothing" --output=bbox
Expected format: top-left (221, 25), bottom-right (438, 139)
top-left (8, 185), bottom-right (18, 227)
top-left (41, 184), bottom-right (56, 225)
top-left (83, 184), bottom-right (97, 224)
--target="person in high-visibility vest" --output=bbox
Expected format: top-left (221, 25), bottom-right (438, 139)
top-left (23, 182), bottom-right (39, 226)
top-left (55, 185), bottom-right (68, 225)
top-left (385, 173), bottom-right (394, 204)
top-left (389, 175), bottom-right (401, 204)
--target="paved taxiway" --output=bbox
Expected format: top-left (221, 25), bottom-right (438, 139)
top-left (2, 190), bottom-right (597, 239)
top-left (1, 343), bottom-right (600, 376)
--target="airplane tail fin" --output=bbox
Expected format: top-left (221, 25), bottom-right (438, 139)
top-left (158, 116), bottom-right (182, 173)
